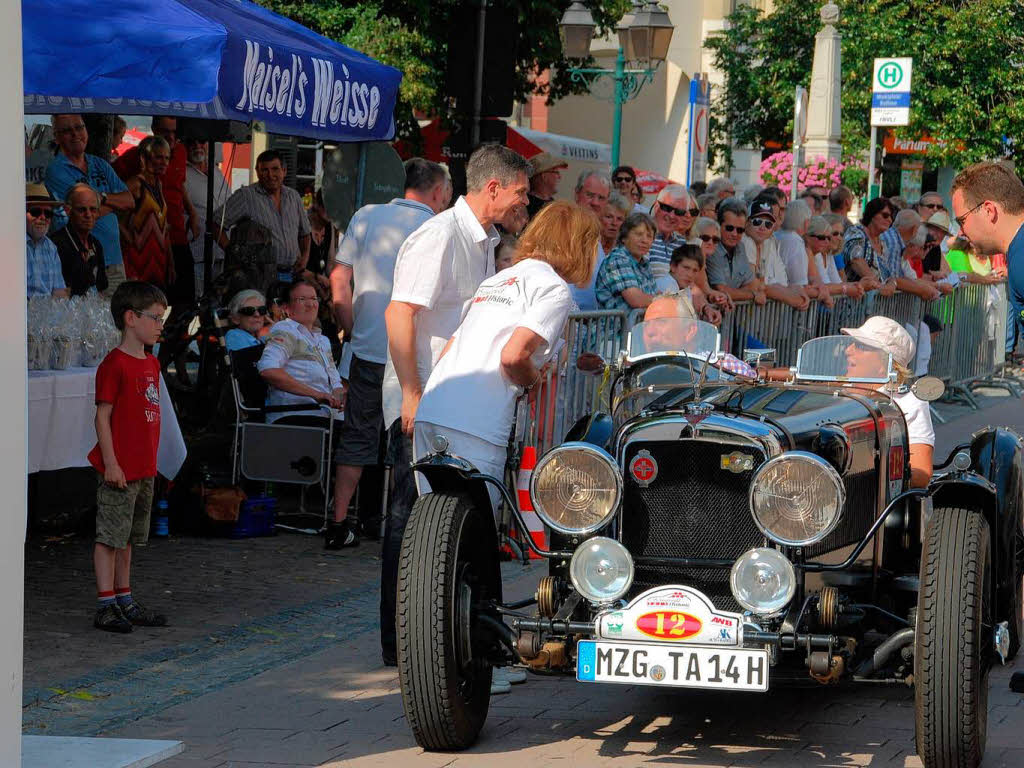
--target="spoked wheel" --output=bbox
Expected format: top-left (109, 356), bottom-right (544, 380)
top-left (915, 507), bottom-right (993, 768)
top-left (397, 492), bottom-right (501, 750)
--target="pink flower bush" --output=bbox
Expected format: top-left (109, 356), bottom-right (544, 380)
top-left (759, 152), bottom-right (851, 191)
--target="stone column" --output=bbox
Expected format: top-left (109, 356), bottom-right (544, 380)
top-left (802, 3), bottom-right (843, 164)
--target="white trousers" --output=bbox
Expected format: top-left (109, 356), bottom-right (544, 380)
top-left (413, 421), bottom-right (507, 523)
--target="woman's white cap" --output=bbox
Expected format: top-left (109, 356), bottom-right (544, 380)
top-left (841, 316), bottom-right (915, 367)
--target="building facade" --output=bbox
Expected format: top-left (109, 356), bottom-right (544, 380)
top-left (519, 0), bottom-right (773, 191)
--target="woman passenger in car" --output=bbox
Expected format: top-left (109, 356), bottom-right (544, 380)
top-left (841, 316), bottom-right (934, 487)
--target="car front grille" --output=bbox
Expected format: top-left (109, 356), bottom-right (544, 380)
top-left (620, 439), bottom-right (765, 611)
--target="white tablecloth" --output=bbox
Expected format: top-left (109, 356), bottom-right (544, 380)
top-left (28, 368), bottom-right (187, 478)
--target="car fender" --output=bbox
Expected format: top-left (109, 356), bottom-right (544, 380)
top-left (969, 426), bottom-right (1024, 625)
top-left (564, 412), bottom-right (613, 449)
top-left (413, 461), bottom-right (498, 533)
top-left (412, 460), bottom-right (504, 600)
top-left (927, 426), bottom-right (1023, 628)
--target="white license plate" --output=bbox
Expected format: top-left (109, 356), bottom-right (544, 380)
top-left (576, 640), bottom-right (769, 692)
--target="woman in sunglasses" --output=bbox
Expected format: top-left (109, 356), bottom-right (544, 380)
top-left (692, 216), bottom-right (721, 262)
top-left (804, 215), bottom-right (864, 302)
top-left (225, 289), bottom-right (269, 352)
top-left (841, 197), bottom-right (894, 295)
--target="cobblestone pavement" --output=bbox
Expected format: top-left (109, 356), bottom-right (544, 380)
top-left (22, 391), bottom-right (1024, 767)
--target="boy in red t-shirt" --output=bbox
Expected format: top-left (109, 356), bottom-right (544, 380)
top-left (88, 281), bottom-right (169, 633)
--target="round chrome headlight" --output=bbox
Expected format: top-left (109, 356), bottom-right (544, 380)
top-left (730, 547), bottom-right (796, 616)
top-left (748, 451), bottom-right (845, 547)
top-left (530, 443), bottom-right (621, 535)
top-left (569, 536), bottom-right (634, 605)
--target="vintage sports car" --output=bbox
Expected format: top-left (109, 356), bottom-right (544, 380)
top-left (396, 317), bottom-right (1023, 768)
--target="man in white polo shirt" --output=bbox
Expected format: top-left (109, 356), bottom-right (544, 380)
top-left (378, 144), bottom-right (530, 667)
top-left (328, 158), bottom-right (450, 550)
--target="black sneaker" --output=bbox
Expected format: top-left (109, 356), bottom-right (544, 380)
top-left (94, 603), bottom-right (132, 633)
top-left (120, 600), bottom-right (168, 627)
top-left (324, 520), bottom-right (359, 550)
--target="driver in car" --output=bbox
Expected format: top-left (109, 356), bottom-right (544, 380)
top-left (841, 316), bottom-right (935, 487)
top-left (642, 297), bottom-right (757, 377)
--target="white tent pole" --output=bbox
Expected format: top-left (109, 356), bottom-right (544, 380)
top-left (3, 0), bottom-right (27, 762)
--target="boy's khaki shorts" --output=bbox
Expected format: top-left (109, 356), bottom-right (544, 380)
top-left (96, 475), bottom-right (155, 549)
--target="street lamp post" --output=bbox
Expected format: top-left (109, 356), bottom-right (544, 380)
top-left (559, 0), bottom-right (674, 168)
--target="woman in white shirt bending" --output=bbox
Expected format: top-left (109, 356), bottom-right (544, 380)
top-left (414, 200), bottom-right (599, 519)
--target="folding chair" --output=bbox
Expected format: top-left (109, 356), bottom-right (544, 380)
top-left (227, 344), bottom-right (336, 530)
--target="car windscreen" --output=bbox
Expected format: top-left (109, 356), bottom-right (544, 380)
top-left (612, 361), bottom-right (730, 426)
top-left (795, 335), bottom-right (893, 384)
top-left (626, 318), bottom-right (720, 363)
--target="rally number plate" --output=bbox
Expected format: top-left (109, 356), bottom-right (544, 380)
top-left (576, 640), bottom-right (769, 692)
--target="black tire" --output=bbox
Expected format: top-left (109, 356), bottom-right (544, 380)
top-left (915, 507), bottom-right (992, 768)
top-left (397, 492), bottom-right (498, 750)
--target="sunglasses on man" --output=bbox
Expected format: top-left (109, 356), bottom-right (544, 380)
top-left (659, 202), bottom-right (700, 218)
top-left (749, 217), bottom-right (773, 229)
top-left (236, 305), bottom-right (269, 317)
top-left (721, 224), bottom-right (744, 234)
top-left (27, 206), bottom-right (54, 219)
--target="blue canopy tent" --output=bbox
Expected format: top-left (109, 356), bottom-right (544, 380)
top-left (23, 0), bottom-right (402, 287)
top-left (23, 0), bottom-right (403, 142)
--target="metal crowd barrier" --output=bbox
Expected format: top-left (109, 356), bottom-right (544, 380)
top-left (519, 283), bottom-right (1012, 453)
top-left (519, 310), bottom-right (627, 457)
top-left (928, 281), bottom-right (1015, 407)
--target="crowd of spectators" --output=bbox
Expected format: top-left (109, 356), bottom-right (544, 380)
top-left (524, 166), bottom-right (1001, 352)
top-left (26, 113), bottom-right (1020, 657)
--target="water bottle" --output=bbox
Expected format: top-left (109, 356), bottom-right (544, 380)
top-left (154, 499), bottom-right (170, 537)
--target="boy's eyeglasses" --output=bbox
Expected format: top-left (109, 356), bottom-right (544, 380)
top-left (27, 207), bottom-right (54, 219)
top-left (236, 305), bottom-right (269, 317)
top-left (133, 310), bottom-right (165, 324)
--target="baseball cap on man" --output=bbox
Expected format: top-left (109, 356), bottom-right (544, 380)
top-left (748, 198), bottom-right (776, 223)
top-left (529, 152), bottom-right (568, 178)
top-left (841, 316), bottom-right (915, 368)
top-left (925, 210), bottom-right (952, 236)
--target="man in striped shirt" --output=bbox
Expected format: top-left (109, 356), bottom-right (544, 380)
top-left (212, 150), bottom-right (311, 286)
top-left (647, 185), bottom-right (732, 309)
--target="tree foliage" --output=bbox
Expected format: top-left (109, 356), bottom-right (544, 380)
top-left (704, 0), bottom-right (1024, 170)
top-left (258, 0), bottom-right (630, 140)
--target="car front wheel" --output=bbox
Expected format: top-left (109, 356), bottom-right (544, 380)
top-left (915, 506), bottom-right (992, 768)
top-left (397, 492), bottom-right (498, 750)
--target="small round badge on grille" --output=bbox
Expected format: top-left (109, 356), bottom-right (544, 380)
top-left (649, 664), bottom-right (667, 682)
top-left (629, 450), bottom-right (658, 487)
